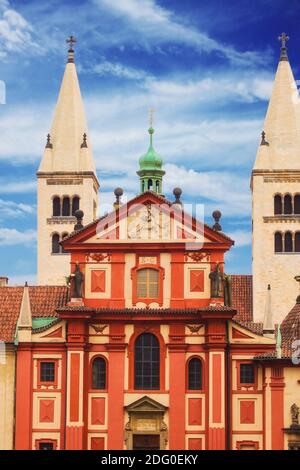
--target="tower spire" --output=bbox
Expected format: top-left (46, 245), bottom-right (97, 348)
top-left (253, 32), bottom-right (300, 171)
top-left (263, 284), bottom-right (275, 337)
top-left (137, 110), bottom-right (165, 194)
top-left (38, 36), bottom-right (98, 174)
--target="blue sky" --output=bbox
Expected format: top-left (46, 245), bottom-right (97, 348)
top-left (0, 0), bottom-right (299, 284)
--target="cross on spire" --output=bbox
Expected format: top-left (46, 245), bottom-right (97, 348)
top-left (278, 32), bottom-right (289, 61)
top-left (149, 107), bottom-right (155, 128)
top-left (66, 35), bottom-right (76, 51)
top-left (278, 32), bottom-right (289, 48)
top-left (66, 35), bottom-right (76, 63)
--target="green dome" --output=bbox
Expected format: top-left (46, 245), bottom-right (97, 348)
top-left (139, 127), bottom-right (163, 171)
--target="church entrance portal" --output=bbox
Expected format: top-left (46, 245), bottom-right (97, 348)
top-left (124, 396), bottom-right (168, 450)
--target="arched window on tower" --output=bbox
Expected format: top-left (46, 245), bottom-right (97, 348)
top-left (53, 197), bottom-right (61, 216)
top-left (134, 333), bottom-right (160, 390)
top-left (294, 195), bottom-right (300, 215)
top-left (72, 196), bottom-right (80, 216)
top-left (187, 357), bottom-right (202, 390)
top-left (295, 232), bottom-right (300, 252)
top-left (148, 179), bottom-right (153, 191)
top-left (274, 232), bottom-right (283, 253)
top-left (284, 194), bottom-right (292, 215)
top-left (61, 232), bottom-right (68, 254)
top-left (274, 194), bottom-right (282, 215)
top-left (92, 357), bottom-right (106, 390)
top-left (62, 196), bottom-right (71, 216)
top-left (156, 180), bottom-right (159, 193)
top-left (284, 231), bottom-right (293, 252)
top-left (51, 233), bottom-right (60, 254)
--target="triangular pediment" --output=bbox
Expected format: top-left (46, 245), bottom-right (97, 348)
top-left (125, 395), bottom-right (168, 413)
top-left (63, 192), bottom-right (233, 250)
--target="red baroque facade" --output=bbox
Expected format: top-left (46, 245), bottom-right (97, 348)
top-left (12, 192), bottom-right (299, 450)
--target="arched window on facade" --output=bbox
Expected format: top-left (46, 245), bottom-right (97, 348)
top-left (51, 233), bottom-right (60, 254)
top-left (92, 357), bottom-right (106, 390)
top-left (72, 196), bottom-right (80, 216)
top-left (61, 232), bottom-right (68, 254)
top-left (274, 232), bottom-right (283, 253)
top-left (52, 197), bottom-right (61, 217)
top-left (295, 232), bottom-right (300, 252)
top-left (134, 333), bottom-right (160, 390)
top-left (274, 194), bottom-right (282, 215)
top-left (294, 195), bottom-right (300, 215)
top-left (187, 357), bottom-right (202, 390)
top-left (284, 231), bottom-right (293, 252)
top-left (62, 196), bottom-right (71, 216)
top-left (137, 268), bottom-right (159, 299)
top-left (148, 179), bottom-right (153, 190)
top-left (284, 194), bottom-right (292, 215)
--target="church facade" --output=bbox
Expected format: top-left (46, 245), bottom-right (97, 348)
top-left (0, 35), bottom-right (300, 451)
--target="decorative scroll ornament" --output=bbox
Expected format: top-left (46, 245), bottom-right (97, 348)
top-left (187, 324), bottom-right (202, 334)
top-left (91, 324), bottom-right (108, 335)
top-left (85, 253), bottom-right (111, 263)
top-left (185, 251), bottom-right (210, 263)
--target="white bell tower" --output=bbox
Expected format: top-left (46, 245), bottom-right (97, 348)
top-left (252, 33), bottom-right (300, 323)
top-left (37, 37), bottom-right (99, 285)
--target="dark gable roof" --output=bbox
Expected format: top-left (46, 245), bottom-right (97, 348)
top-left (0, 286), bottom-right (69, 342)
top-left (255, 300), bottom-right (300, 360)
top-left (233, 319), bottom-right (263, 335)
top-left (231, 275), bottom-right (253, 322)
top-left (280, 300), bottom-right (300, 358)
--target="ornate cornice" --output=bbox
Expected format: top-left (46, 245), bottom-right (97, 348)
top-left (46, 178), bottom-right (83, 186)
top-left (263, 216), bottom-right (300, 223)
top-left (47, 217), bottom-right (76, 225)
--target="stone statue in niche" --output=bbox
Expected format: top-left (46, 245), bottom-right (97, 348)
top-left (209, 263), bottom-right (223, 298)
top-left (291, 403), bottom-right (300, 426)
top-left (71, 263), bottom-right (84, 298)
top-left (223, 274), bottom-right (232, 307)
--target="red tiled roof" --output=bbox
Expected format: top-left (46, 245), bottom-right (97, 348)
top-left (28, 286), bottom-right (69, 317)
top-left (231, 275), bottom-right (253, 322)
top-left (57, 305), bottom-right (237, 314)
top-left (280, 300), bottom-right (300, 358)
top-left (0, 286), bottom-right (69, 342)
top-left (0, 287), bottom-right (23, 343)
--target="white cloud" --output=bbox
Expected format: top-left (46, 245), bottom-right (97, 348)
top-left (97, 0), bottom-right (267, 66)
top-left (0, 198), bottom-right (35, 218)
top-left (0, 180), bottom-right (36, 193)
top-left (0, 227), bottom-right (36, 246)
top-left (227, 229), bottom-right (252, 247)
top-left (0, 103), bottom-right (49, 162)
top-left (91, 60), bottom-right (153, 81)
top-left (146, 76), bottom-right (273, 103)
top-left (163, 164), bottom-right (251, 217)
top-left (0, 1), bottom-right (41, 57)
